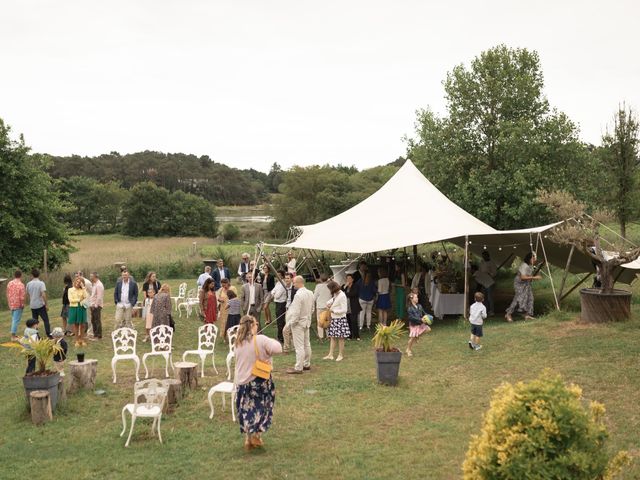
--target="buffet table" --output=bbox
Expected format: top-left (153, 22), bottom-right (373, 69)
top-left (429, 282), bottom-right (465, 319)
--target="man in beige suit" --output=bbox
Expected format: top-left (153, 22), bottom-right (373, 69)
top-left (241, 272), bottom-right (264, 327)
top-left (285, 276), bottom-right (314, 374)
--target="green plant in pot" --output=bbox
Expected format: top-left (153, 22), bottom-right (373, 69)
top-left (372, 320), bottom-right (405, 386)
top-left (2, 336), bottom-right (64, 411)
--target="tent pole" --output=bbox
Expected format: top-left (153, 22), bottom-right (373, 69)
top-left (560, 273), bottom-right (592, 301)
top-left (497, 252), bottom-right (515, 271)
top-left (463, 235), bottom-right (469, 320)
top-left (538, 234), bottom-right (560, 311)
top-left (558, 245), bottom-right (575, 300)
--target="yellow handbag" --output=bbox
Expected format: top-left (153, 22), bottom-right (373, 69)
top-left (318, 309), bottom-right (332, 329)
top-left (251, 336), bottom-right (272, 380)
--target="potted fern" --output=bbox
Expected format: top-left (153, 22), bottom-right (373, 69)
top-left (372, 320), bottom-right (405, 386)
top-left (2, 336), bottom-right (63, 411)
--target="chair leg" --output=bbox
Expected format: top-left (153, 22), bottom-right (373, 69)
top-left (143, 355), bottom-right (150, 379)
top-left (112, 358), bottom-right (117, 384)
top-left (152, 417), bottom-right (157, 434)
top-left (222, 393), bottom-right (226, 411)
top-left (157, 415), bottom-right (163, 444)
top-left (231, 391), bottom-right (236, 422)
top-left (125, 416), bottom-right (137, 447)
top-left (120, 408), bottom-right (128, 436)
top-left (211, 352), bottom-right (219, 375)
top-left (208, 390), bottom-right (215, 419)
top-left (200, 354), bottom-right (205, 378)
top-left (164, 354), bottom-right (169, 378)
top-left (169, 354), bottom-right (175, 373)
top-left (134, 357), bottom-right (140, 381)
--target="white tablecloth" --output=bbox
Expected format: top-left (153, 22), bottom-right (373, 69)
top-left (430, 283), bottom-right (464, 319)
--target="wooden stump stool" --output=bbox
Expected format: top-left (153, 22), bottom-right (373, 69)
top-left (162, 378), bottom-right (183, 413)
top-left (68, 359), bottom-right (98, 394)
top-left (30, 391), bottom-right (52, 425)
top-left (174, 361), bottom-right (198, 391)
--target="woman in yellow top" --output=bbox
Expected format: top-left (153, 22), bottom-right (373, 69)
top-left (68, 277), bottom-right (88, 346)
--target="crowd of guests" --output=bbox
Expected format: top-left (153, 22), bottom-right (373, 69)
top-left (5, 248), bottom-right (543, 451)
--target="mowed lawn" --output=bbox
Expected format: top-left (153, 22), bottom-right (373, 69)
top-left (1, 279), bottom-right (639, 480)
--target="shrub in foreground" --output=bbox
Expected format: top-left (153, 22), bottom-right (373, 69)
top-left (463, 371), bottom-right (630, 480)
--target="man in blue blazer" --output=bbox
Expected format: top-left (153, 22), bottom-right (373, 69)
top-left (114, 270), bottom-right (138, 329)
top-left (211, 259), bottom-right (231, 290)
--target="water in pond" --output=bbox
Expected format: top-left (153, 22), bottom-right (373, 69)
top-left (217, 215), bottom-right (273, 223)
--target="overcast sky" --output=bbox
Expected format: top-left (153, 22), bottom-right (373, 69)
top-left (1, 0), bottom-right (638, 172)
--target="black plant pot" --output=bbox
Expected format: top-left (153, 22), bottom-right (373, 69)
top-left (375, 350), bottom-right (402, 386)
top-left (23, 371), bottom-right (61, 411)
top-left (77, 352), bottom-right (85, 363)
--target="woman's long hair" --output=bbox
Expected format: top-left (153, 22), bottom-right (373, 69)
top-left (145, 271), bottom-right (156, 284)
top-left (235, 315), bottom-right (256, 347)
top-left (523, 252), bottom-right (536, 265)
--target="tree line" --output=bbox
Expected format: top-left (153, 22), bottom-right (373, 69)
top-left (1, 44), bottom-right (637, 272)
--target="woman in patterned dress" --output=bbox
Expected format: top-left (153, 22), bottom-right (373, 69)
top-left (323, 280), bottom-right (351, 362)
top-left (151, 284), bottom-right (172, 328)
top-left (505, 252), bottom-right (541, 322)
top-left (234, 315), bottom-right (283, 450)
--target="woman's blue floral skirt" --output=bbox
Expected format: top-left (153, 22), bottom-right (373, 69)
top-left (236, 376), bottom-right (275, 434)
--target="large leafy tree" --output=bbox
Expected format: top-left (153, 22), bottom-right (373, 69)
top-left (600, 103), bottom-right (639, 238)
top-left (407, 45), bottom-right (595, 229)
top-left (0, 119), bottom-right (71, 270)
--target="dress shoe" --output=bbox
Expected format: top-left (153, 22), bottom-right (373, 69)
top-left (303, 366), bottom-right (311, 371)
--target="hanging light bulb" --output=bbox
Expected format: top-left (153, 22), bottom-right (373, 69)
top-left (392, 257), bottom-right (395, 260)
top-left (483, 245), bottom-right (487, 250)
top-left (376, 257), bottom-right (380, 261)
top-left (498, 247), bottom-right (502, 251)
top-left (453, 248), bottom-right (457, 253)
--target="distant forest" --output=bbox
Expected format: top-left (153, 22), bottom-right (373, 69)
top-left (47, 151), bottom-right (280, 206)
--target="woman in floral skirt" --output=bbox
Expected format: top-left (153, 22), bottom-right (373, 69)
top-left (234, 315), bottom-right (283, 450)
top-left (323, 280), bottom-right (351, 362)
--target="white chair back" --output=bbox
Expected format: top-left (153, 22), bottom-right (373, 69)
top-left (198, 324), bottom-right (218, 352)
top-left (227, 325), bottom-right (239, 352)
top-left (149, 325), bottom-right (173, 353)
top-left (133, 379), bottom-right (166, 409)
top-left (178, 282), bottom-right (187, 298)
top-left (112, 327), bottom-right (138, 356)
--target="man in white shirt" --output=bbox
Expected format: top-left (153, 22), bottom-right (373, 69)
top-left (271, 272), bottom-right (294, 344)
top-left (197, 266), bottom-right (212, 289)
top-left (241, 272), bottom-right (264, 326)
top-left (89, 272), bottom-right (105, 339)
top-left (313, 274), bottom-right (332, 340)
top-left (238, 253), bottom-right (251, 282)
top-left (285, 276), bottom-right (314, 374)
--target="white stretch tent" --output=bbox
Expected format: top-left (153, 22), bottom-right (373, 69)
top-left (266, 160), bottom-right (640, 291)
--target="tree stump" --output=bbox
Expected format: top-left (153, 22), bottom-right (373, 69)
top-left (30, 391), bottom-right (52, 426)
top-left (162, 378), bottom-right (183, 413)
top-left (68, 359), bottom-right (98, 394)
top-left (174, 362), bottom-right (198, 391)
top-left (57, 377), bottom-right (67, 405)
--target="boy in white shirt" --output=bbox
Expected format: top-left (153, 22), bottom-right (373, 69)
top-left (469, 292), bottom-right (487, 351)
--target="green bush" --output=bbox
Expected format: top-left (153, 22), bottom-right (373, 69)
top-left (463, 371), bottom-right (630, 480)
top-left (222, 223), bottom-right (241, 241)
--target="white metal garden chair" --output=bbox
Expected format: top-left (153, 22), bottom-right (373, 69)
top-left (171, 282), bottom-right (187, 311)
top-left (182, 324), bottom-right (219, 377)
top-left (226, 325), bottom-right (239, 380)
top-left (207, 355), bottom-right (236, 422)
top-left (177, 288), bottom-right (200, 318)
top-left (143, 325), bottom-right (175, 379)
top-left (111, 327), bottom-right (141, 384)
top-left (120, 379), bottom-right (168, 447)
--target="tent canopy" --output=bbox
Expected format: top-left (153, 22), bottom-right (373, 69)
top-left (268, 160), bottom-right (639, 284)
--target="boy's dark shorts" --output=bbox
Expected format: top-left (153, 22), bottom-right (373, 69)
top-left (471, 324), bottom-right (483, 337)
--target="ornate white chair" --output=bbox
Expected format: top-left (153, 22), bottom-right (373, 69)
top-left (171, 282), bottom-right (187, 311)
top-left (177, 288), bottom-right (200, 318)
top-left (111, 327), bottom-right (140, 384)
top-left (143, 325), bottom-right (175, 379)
top-left (182, 324), bottom-right (219, 377)
top-left (121, 379), bottom-right (167, 447)
top-left (226, 325), bottom-right (239, 381)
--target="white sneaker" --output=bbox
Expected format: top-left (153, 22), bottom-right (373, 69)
top-left (335, 355), bottom-right (343, 362)
top-left (323, 355), bottom-right (334, 360)
top-left (474, 345), bottom-right (483, 351)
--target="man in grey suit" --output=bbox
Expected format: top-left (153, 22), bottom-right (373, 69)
top-left (285, 275), bottom-right (315, 374)
top-left (242, 272), bottom-right (264, 326)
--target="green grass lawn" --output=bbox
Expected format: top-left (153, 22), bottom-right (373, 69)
top-left (1, 278), bottom-right (639, 479)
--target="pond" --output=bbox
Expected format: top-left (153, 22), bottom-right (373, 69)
top-left (217, 215), bottom-right (273, 223)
